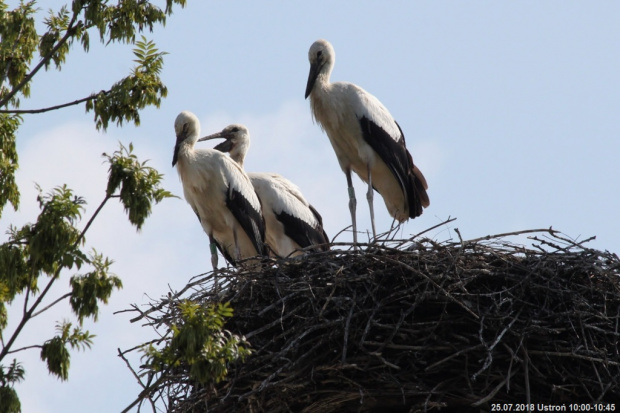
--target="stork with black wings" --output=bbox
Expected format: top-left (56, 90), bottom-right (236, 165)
top-left (173, 111), bottom-right (266, 270)
top-left (200, 124), bottom-right (329, 258)
top-left (305, 39), bottom-right (429, 244)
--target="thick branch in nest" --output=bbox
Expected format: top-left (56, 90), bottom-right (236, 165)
top-left (121, 227), bottom-right (620, 412)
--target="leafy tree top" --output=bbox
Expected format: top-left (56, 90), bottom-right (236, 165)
top-left (0, 2), bottom-right (185, 411)
top-left (0, 0), bottom-right (186, 219)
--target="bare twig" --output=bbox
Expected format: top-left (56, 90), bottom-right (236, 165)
top-left (117, 222), bottom-right (620, 411)
top-left (0, 91), bottom-right (107, 114)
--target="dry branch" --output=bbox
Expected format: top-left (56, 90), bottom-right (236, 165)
top-left (121, 226), bottom-right (620, 412)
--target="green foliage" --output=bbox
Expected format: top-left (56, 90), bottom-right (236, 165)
top-left (40, 321), bottom-right (94, 381)
top-left (0, 302), bottom-right (7, 330)
top-left (86, 37), bottom-right (168, 130)
top-left (0, 114), bottom-right (21, 217)
top-left (39, 6), bottom-right (73, 68)
top-left (27, 185), bottom-right (88, 275)
top-left (0, 232), bottom-right (33, 305)
top-left (0, 360), bottom-right (25, 386)
top-left (0, 386), bottom-right (21, 413)
top-left (144, 301), bottom-right (252, 385)
top-left (70, 251), bottom-right (122, 323)
top-left (104, 142), bottom-right (176, 230)
top-left (0, 1), bottom-right (38, 107)
top-left (0, 1), bottom-right (186, 410)
top-left (0, 141), bottom-right (173, 362)
top-left (1, 0), bottom-right (187, 109)
top-left (1, 1), bottom-right (186, 216)
top-left (40, 337), bottom-right (70, 381)
top-left (73, 0), bottom-right (186, 46)
top-left (0, 185), bottom-right (88, 305)
top-left (0, 143), bottom-right (175, 409)
top-left (0, 360), bottom-right (24, 413)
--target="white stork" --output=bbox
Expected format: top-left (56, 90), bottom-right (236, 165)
top-left (304, 39), bottom-right (429, 244)
top-left (199, 124), bottom-right (330, 258)
top-left (172, 111), bottom-right (266, 269)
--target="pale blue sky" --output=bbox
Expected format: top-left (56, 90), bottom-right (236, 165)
top-left (3, 2), bottom-right (619, 412)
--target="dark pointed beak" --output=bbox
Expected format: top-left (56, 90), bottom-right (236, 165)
top-left (305, 60), bottom-right (321, 99)
top-left (213, 140), bottom-right (233, 153)
top-left (198, 132), bottom-right (233, 153)
top-left (197, 131), bottom-right (225, 142)
top-left (172, 129), bottom-right (188, 166)
top-left (172, 144), bottom-right (179, 166)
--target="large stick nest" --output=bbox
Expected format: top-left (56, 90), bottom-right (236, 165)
top-left (123, 226), bottom-right (620, 412)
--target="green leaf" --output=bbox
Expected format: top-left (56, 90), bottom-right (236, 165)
top-left (0, 0), bottom-right (187, 406)
top-left (86, 37), bottom-right (168, 130)
top-left (39, 6), bottom-right (74, 70)
top-left (0, 1), bottom-right (38, 107)
top-left (0, 360), bottom-right (25, 412)
top-left (0, 115), bottom-right (21, 217)
top-left (0, 359), bottom-right (25, 386)
top-left (0, 241), bottom-right (32, 304)
top-left (40, 321), bottom-right (95, 381)
top-left (142, 301), bottom-right (250, 385)
top-left (40, 335), bottom-right (70, 381)
top-left (27, 185), bottom-right (87, 276)
top-left (70, 250), bottom-right (122, 324)
top-left (103, 142), bottom-right (177, 230)
top-left (0, 385), bottom-right (21, 413)
top-left (0, 303), bottom-right (7, 331)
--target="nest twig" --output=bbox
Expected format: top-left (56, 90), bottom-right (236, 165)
top-left (120, 224), bottom-right (620, 412)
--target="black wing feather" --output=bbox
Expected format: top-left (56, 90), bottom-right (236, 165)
top-left (275, 204), bottom-right (329, 253)
top-left (308, 204), bottom-right (330, 250)
top-left (225, 186), bottom-right (267, 256)
top-left (358, 116), bottom-right (427, 218)
top-left (211, 237), bottom-right (236, 266)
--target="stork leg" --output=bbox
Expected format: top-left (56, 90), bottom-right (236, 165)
top-left (208, 235), bottom-right (219, 271)
top-left (233, 228), bottom-right (242, 262)
top-left (346, 170), bottom-right (358, 246)
top-left (366, 164), bottom-right (377, 241)
top-left (208, 235), bottom-right (222, 294)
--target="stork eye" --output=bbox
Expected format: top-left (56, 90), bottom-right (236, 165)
top-left (317, 50), bottom-right (323, 58)
top-left (231, 127), bottom-right (240, 133)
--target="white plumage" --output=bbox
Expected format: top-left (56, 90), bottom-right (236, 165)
top-left (172, 111), bottom-right (266, 269)
top-left (199, 124), bottom-right (329, 258)
top-left (304, 39), bottom-right (429, 244)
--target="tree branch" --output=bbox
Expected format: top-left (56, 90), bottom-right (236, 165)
top-left (6, 344), bottom-right (43, 354)
top-left (0, 194), bottom-right (112, 361)
top-left (120, 371), bottom-right (170, 413)
top-left (23, 268), bottom-right (34, 316)
top-left (0, 90), bottom-right (108, 114)
top-left (460, 227), bottom-right (558, 245)
top-left (0, 10), bottom-right (79, 108)
top-left (77, 194), bottom-right (112, 245)
top-left (31, 292), bottom-right (72, 318)
top-left (0, 265), bottom-right (61, 361)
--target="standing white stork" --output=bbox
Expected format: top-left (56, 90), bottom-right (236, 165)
top-left (172, 111), bottom-right (266, 269)
top-left (199, 124), bottom-right (330, 258)
top-left (304, 39), bottom-right (429, 244)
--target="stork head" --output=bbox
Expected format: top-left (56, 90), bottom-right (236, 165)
top-left (173, 111), bottom-right (201, 166)
top-left (305, 39), bottom-right (335, 99)
top-left (199, 124), bottom-right (250, 167)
